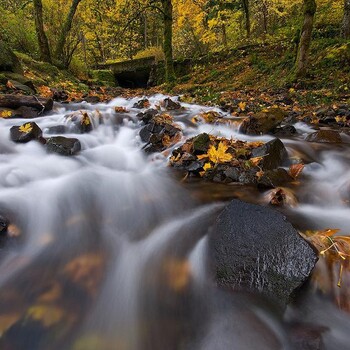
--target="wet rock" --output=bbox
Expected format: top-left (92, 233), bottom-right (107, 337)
top-left (136, 109), bottom-right (159, 124)
top-left (13, 106), bottom-right (40, 119)
top-left (162, 97), bottom-right (181, 110)
top-left (140, 115), bottom-right (182, 153)
top-left (52, 89), bottom-right (69, 102)
top-left (64, 111), bottom-right (93, 133)
top-left (305, 130), bottom-right (342, 143)
top-left (193, 133), bottom-right (210, 154)
top-left (46, 136), bottom-right (81, 156)
top-left (251, 138), bottom-right (288, 170)
top-left (209, 199), bottom-right (318, 308)
top-left (240, 107), bottom-right (286, 135)
top-left (133, 98), bottom-right (150, 109)
top-left (46, 125), bottom-right (67, 134)
top-left (10, 122), bottom-right (42, 143)
top-left (82, 95), bottom-right (101, 104)
top-left (0, 215), bottom-right (9, 235)
top-left (258, 168), bottom-right (294, 188)
top-left (271, 125), bottom-right (297, 137)
top-left (7, 80), bottom-right (35, 94)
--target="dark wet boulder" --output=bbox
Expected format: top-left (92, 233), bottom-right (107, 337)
top-left (258, 168), bottom-right (294, 188)
top-left (52, 89), bottom-right (69, 102)
top-left (46, 136), bottom-right (81, 156)
top-left (133, 98), bottom-right (150, 109)
top-left (305, 130), bottom-right (342, 143)
top-left (10, 122), bottom-right (42, 143)
top-left (271, 125), bottom-right (297, 137)
top-left (140, 114), bottom-right (182, 153)
top-left (136, 108), bottom-right (159, 124)
top-left (209, 199), bottom-right (318, 308)
top-left (0, 215), bottom-right (9, 235)
top-left (240, 107), bottom-right (286, 135)
top-left (46, 125), bottom-right (67, 134)
top-left (13, 106), bottom-right (40, 119)
top-left (64, 110), bottom-right (93, 133)
top-left (162, 97), bottom-right (181, 110)
top-left (193, 133), bottom-right (210, 154)
top-left (251, 138), bottom-right (288, 170)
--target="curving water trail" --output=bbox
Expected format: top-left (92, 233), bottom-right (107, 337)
top-left (0, 95), bottom-right (349, 349)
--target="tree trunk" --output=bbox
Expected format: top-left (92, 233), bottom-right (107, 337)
top-left (342, 0), bottom-right (350, 39)
top-left (295, 0), bottom-right (316, 78)
top-left (33, 0), bottom-right (52, 63)
top-left (161, 0), bottom-right (175, 82)
top-left (55, 0), bottom-right (82, 65)
top-left (241, 0), bottom-right (251, 38)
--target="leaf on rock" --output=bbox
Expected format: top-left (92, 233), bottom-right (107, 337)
top-left (289, 163), bottom-right (305, 179)
top-left (0, 110), bottom-right (12, 118)
top-left (26, 305), bottom-right (64, 328)
top-left (19, 123), bottom-right (33, 134)
top-left (81, 112), bottom-right (91, 126)
top-left (198, 142), bottom-right (232, 164)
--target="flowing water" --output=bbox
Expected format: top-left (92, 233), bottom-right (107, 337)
top-left (0, 95), bottom-right (350, 349)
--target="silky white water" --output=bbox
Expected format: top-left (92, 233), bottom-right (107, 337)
top-left (0, 95), bottom-right (349, 349)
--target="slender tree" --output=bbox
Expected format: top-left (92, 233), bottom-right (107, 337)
top-left (241, 0), bottom-right (250, 38)
top-left (160, 0), bottom-right (175, 82)
top-left (55, 0), bottom-right (82, 65)
top-left (342, 0), bottom-right (350, 39)
top-left (33, 0), bottom-right (52, 63)
top-left (295, 0), bottom-right (317, 78)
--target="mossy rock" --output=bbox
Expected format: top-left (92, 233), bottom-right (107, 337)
top-left (0, 42), bottom-right (23, 74)
top-left (91, 70), bottom-right (116, 86)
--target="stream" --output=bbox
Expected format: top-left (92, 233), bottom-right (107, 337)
top-left (0, 94), bottom-right (350, 349)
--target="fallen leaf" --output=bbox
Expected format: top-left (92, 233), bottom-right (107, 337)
top-left (19, 123), bottom-right (33, 134)
top-left (289, 163), bottom-right (305, 179)
top-left (0, 110), bottom-right (12, 118)
top-left (26, 305), bottom-right (64, 327)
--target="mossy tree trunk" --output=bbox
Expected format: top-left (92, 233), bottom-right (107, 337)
top-left (161, 0), bottom-right (175, 83)
top-left (241, 0), bottom-right (251, 38)
top-left (342, 0), bottom-right (350, 39)
top-left (33, 0), bottom-right (52, 63)
top-left (55, 0), bottom-right (82, 66)
top-left (295, 0), bottom-right (316, 78)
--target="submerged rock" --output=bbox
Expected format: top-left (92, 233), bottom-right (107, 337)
top-left (10, 122), bottom-right (42, 143)
top-left (46, 136), bottom-right (81, 156)
top-left (258, 168), bottom-right (294, 188)
top-left (64, 110), bottom-right (93, 133)
top-left (305, 130), bottom-right (342, 143)
top-left (209, 199), bottom-right (318, 308)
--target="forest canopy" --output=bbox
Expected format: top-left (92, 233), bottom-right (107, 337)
top-left (0, 0), bottom-right (348, 81)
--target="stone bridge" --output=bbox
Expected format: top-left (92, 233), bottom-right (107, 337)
top-left (99, 56), bottom-right (192, 88)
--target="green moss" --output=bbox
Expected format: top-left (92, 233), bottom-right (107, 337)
top-left (91, 70), bottom-right (116, 87)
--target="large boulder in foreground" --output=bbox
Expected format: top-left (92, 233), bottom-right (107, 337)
top-left (209, 200), bottom-right (318, 308)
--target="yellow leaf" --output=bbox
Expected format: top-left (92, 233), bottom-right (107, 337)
top-left (238, 101), bottom-right (246, 111)
top-left (0, 110), bottom-right (12, 118)
top-left (27, 305), bottom-right (64, 327)
top-left (81, 112), bottom-right (91, 126)
top-left (19, 123), bottom-right (33, 134)
top-left (207, 142), bottom-right (233, 163)
top-left (203, 162), bottom-right (212, 171)
top-left (250, 156), bottom-right (264, 167)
